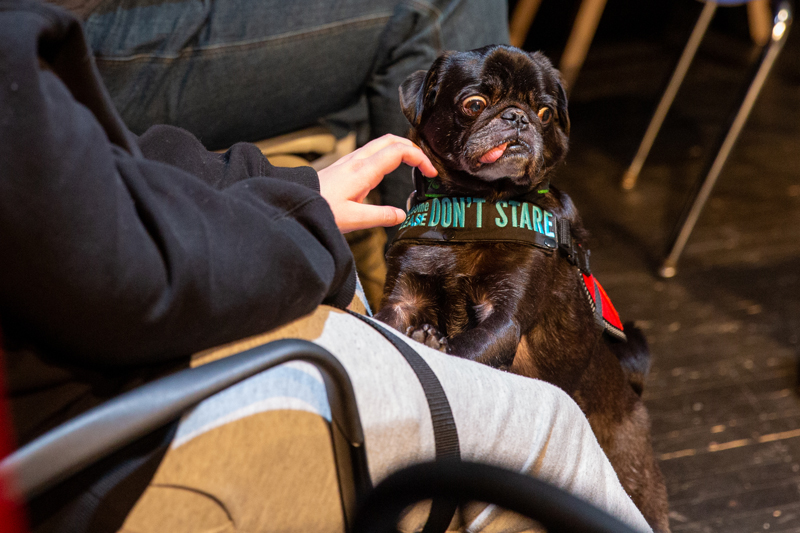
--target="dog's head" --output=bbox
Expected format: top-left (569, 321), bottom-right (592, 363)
top-left (400, 45), bottom-right (570, 199)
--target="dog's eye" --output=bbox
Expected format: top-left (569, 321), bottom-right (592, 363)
top-left (462, 96), bottom-right (487, 116)
top-left (538, 107), bottom-right (554, 125)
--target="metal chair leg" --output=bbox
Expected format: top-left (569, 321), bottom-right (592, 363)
top-left (621, 1), bottom-right (718, 191)
top-left (659, 1), bottom-right (793, 278)
top-left (509, 0), bottom-right (544, 48)
top-left (559, 0), bottom-right (609, 92)
top-left (748, 0), bottom-right (774, 46)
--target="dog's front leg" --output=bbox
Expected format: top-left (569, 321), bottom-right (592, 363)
top-left (447, 312), bottom-right (521, 369)
top-left (373, 303), bottom-right (415, 334)
top-left (375, 305), bottom-right (447, 351)
top-left (374, 295), bottom-right (437, 338)
top-left (375, 272), bottom-right (443, 342)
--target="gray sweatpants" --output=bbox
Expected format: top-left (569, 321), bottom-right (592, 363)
top-left (121, 306), bottom-right (652, 533)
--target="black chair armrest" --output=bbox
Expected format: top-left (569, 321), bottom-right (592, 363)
top-left (352, 460), bottom-right (647, 533)
top-left (0, 338), bottom-right (370, 524)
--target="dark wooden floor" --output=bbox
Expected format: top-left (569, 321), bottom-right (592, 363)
top-left (525, 1), bottom-right (800, 531)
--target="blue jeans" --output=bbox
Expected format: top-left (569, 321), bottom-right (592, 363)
top-left (84, 0), bottom-right (509, 209)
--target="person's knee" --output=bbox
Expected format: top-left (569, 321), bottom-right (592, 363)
top-left (435, 0), bottom-right (511, 49)
top-left (521, 377), bottom-right (589, 429)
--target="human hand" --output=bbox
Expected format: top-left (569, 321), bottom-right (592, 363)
top-left (318, 134), bottom-right (437, 233)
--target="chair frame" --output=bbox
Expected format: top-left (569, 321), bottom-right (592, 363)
top-left (352, 461), bottom-right (643, 533)
top-left (0, 339), bottom-right (372, 529)
top-left (0, 335), bottom-right (660, 533)
top-left (510, 0), bottom-right (609, 92)
top-left (619, 0), bottom-right (793, 278)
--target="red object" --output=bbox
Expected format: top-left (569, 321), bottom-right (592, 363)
top-left (582, 273), bottom-right (626, 340)
top-left (0, 330), bottom-right (27, 533)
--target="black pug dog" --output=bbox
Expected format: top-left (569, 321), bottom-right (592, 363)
top-left (375, 45), bottom-right (670, 532)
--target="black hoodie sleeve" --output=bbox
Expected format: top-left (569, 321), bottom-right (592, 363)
top-left (0, 1), bottom-right (356, 367)
top-left (135, 124), bottom-right (323, 192)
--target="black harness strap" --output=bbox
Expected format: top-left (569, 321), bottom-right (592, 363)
top-left (594, 279), bottom-right (605, 331)
top-left (346, 310), bottom-right (459, 532)
top-left (556, 218), bottom-right (591, 275)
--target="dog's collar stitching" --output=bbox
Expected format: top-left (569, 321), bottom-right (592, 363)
top-left (423, 178), bottom-right (447, 198)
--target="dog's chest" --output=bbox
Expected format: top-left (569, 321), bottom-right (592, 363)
top-left (390, 241), bottom-right (550, 302)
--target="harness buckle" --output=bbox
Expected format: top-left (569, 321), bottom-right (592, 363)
top-left (412, 168), bottom-right (427, 205)
top-left (557, 220), bottom-right (591, 275)
top-left (575, 246), bottom-right (592, 275)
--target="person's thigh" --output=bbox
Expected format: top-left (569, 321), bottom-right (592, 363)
top-left (121, 307), bottom-right (651, 532)
top-left (85, 0), bottom-right (399, 148)
top-left (84, 0), bottom-right (510, 154)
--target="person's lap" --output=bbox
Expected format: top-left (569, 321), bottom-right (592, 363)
top-left (120, 306), bottom-right (651, 533)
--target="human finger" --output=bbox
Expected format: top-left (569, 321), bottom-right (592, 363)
top-left (348, 134), bottom-right (417, 161)
top-left (336, 202), bottom-right (406, 233)
top-left (356, 142), bottom-right (437, 181)
top-left (327, 134), bottom-right (417, 169)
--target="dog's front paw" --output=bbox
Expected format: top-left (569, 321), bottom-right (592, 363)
top-left (406, 324), bottom-right (448, 352)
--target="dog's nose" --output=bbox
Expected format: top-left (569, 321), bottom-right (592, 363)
top-left (501, 108), bottom-right (530, 126)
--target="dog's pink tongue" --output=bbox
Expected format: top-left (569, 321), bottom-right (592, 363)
top-left (479, 143), bottom-right (508, 164)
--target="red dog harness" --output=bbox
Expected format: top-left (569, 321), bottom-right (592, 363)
top-left (392, 173), bottom-right (627, 341)
top-left (581, 273), bottom-right (626, 341)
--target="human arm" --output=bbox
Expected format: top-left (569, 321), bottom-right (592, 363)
top-left (139, 128), bottom-right (439, 235)
top-left (0, 3), bottom-right (355, 366)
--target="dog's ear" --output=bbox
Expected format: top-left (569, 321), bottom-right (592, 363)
top-left (399, 70), bottom-right (428, 126)
top-left (554, 76), bottom-right (570, 136)
top-left (399, 53), bottom-right (452, 127)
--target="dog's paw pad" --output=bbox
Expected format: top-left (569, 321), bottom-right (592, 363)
top-left (407, 324), bottom-right (448, 352)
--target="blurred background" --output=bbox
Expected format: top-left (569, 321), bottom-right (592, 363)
top-left (512, 0), bottom-right (800, 530)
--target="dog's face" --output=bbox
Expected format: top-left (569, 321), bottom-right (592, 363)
top-left (400, 45), bottom-right (570, 197)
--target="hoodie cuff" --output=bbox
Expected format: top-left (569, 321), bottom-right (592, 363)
top-left (322, 264), bottom-right (358, 311)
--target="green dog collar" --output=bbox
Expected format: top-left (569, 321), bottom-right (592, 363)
top-left (395, 172), bottom-right (591, 275)
top-left (394, 195), bottom-right (559, 250)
